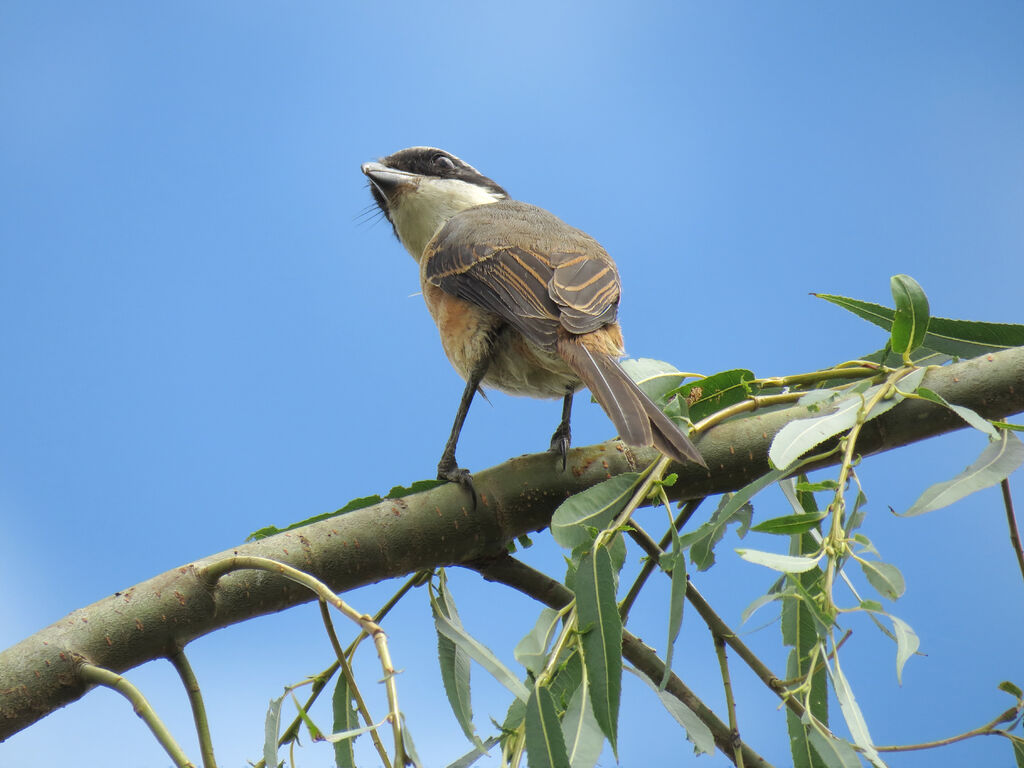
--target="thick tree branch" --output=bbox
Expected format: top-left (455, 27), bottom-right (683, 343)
top-left (1, 347), bottom-right (1022, 740)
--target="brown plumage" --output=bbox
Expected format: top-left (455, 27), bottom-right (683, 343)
top-left (362, 148), bottom-right (705, 501)
top-left (422, 200), bottom-right (705, 470)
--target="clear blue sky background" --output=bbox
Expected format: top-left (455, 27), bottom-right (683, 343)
top-left (2, 3), bottom-right (1022, 767)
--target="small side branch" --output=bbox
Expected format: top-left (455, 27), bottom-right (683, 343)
top-left (167, 648), bottom-right (217, 768)
top-left (1001, 478), bottom-right (1024, 586)
top-left (77, 661), bottom-right (196, 768)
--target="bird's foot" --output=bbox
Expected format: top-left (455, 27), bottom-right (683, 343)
top-left (549, 423), bottom-right (572, 471)
top-left (438, 457), bottom-right (478, 509)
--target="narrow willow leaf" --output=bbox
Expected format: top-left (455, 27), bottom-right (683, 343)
top-left (902, 431), bottom-right (1024, 516)
top-left (432, 573), bottom-right (482, 748)
top-left (401, 713), bottom-right (425, 768)
top-left (770, 369), bottom-right (926, 469)
top-left (891, 616), bottom-right (920, 685)
top-left (525, 686), bottom-right (570, 768)
top-left (784, 485), bottom-right (829, 768)
top-left (915, 387), bottom-right (1000, 439)
top-left (561, 679), bottom-right (603, 768)
top-left (679, 479), bottom-right (761, 571)
top-left (998, 681), bottom-right (1024, 700)
top-left (551, 473), bottom-right (641, 549)
top-left (860, 560), bottom-right (906, 600)
top-left (621, 357), bottom-right (691, 405)
top-left (323, 716), bottom-right (390, 744)
top-left (659, 547), bottom-right (687, 689)
top-left (807, 729), bottom-right (862, 768)
top-left (331, 672), bottom-right (359, 768)
top-left (575, 547), bottom-right (623, 753)
top-left (737, 548), bottom-right (822, 573)
top-left (434, 607), bottom-right (530, 702)
top-left (815, 293), bottom-right (1024, 357)
top-left (515, 608), bottom-right (561, 676)
top-left (1011, 736), bottom-right (1024, 768)
top-left (750, 510), bottom-right (828, 535)
top-left (447, 736), bottom-right (502, 768)
top-left (827, 658), bottom-right (886, 767)
top-left (889, 274), bottom-right (930, 358)
top-left (626, 666), bottom-right (715, 755)
top-left (263, 694), bottom-right (285, 768)
top-left (741, 591), bottom-right (785, 624)
top-left (675, 368), bottom-right (755, 423)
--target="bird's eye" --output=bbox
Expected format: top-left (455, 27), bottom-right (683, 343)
top-left (433, 154), bottom-right (456, 170)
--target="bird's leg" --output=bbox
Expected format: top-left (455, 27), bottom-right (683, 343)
top-left (437, 350), bottom-right (492, 507)
top-left (549, 388), bottom-right (574, 470)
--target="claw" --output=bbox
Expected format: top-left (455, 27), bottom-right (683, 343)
top-left (438, 459), bottom-right (478, 509)
top-left (549, 431), bottom-right (571, 471)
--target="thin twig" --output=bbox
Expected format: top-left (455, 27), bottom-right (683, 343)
top-left (202, 555), bottom-right (404, 767)
top-left (619, 498), bottom-right (705, 620)
top-left (78, 661), bottom-right (195, 768)
top-left (1001, 478), bottom-right (1024, 585)
top-left (875, 706), bottom-right (1022, 752)
top-left (168, 647), bottom-right (217, 768)
top-left (713, 635), bottom-right (744, 768)
top-left (318, 601), bottom-right (392, 768)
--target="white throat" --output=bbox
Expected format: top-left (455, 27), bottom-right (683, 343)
top-left (391, 177), bottom-right (504, 261)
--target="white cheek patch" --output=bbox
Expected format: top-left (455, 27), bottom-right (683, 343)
top-left (392, 178), bottom-right (503, 260)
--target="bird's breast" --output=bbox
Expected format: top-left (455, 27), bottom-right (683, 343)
top-left (421, 283), bottom-right (581, 398)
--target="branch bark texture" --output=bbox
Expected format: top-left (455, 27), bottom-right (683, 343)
top-left (2, 348), bottom-right (1022, 740)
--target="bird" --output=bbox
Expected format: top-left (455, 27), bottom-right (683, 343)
top-left (361, 147), bottom-right (705, 500)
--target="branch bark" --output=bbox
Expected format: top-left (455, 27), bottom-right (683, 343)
top-left (2, 347), bottom-right (1022, 740)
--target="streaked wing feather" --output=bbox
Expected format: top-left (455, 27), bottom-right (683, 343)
top-left (549, 254), bottom-right (620, 334)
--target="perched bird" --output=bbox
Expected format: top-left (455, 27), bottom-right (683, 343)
top-left (361, 147), bottom-right (705, 499)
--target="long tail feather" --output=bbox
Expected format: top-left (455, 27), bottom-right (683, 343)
top-left (559, 339), bottom-right (706, 468)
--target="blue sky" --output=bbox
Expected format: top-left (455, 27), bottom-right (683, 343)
top-left (2, 2), bottom-right (1022, 766)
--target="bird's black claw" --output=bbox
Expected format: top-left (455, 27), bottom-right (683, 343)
top-left (438, 461), bottom-right (478, 509)
top-left (549, 426), bottom-right (571, 471)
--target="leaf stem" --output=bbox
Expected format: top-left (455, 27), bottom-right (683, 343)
top-left (167, 647), bottom-right (217, 768)
top-left (77, 661), bottom-right (196, 768)
top-left (1000, 478), bottom-right (1024, 586)
top-left (202, 555), bottom-right (404, 766)
top-left (713, 635), bottom-right (744, 768)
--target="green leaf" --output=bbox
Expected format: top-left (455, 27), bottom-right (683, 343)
top-left (551, 473), bottom-right (641, 550)
top-left (859, 560), bottom-right (906, 601)
top-left (659, 545), bottom-right (687, 690)
top-left (827, 658), bottom-right (886, 767)
top-left (575, 547), bottom-right (623, 754)
top-left (626, 666), bottom-right (715, 755)
top-left (783, 482), bottom-right (829, 768)
top-left (737, 548), bottom-right (822, 573)
top-left (331, 672), bottom-right (359, 768)
top-left (999, 680), bottom-right (1024, 700)
top-left (769, 368), bottom-right (927, 470)
top-left (548, 651), bottom-right (584, 712)
top-left (795, 480), bottom-right (839, 492)
top-left (620, 357), bottom-right (692, 406)
top-left (915, 387), bottom-right (1000, 439)
top-left (560, 679), bottom-right (603, 768)
top-left (514, 607), bottom-right (562, 676)
top-left (674, 369), bottom-right (754, 423)
top-left (525, 686), bottom-right (570, 768)
top-left (1011, 736), bottom-right (1024, 768)
top-left (750, 510), bottom-right (828, 535)
top-left (263, 694), bottom-right (285, 768)
top-left (889, 274), bottom-right (930, 360)
top-left (432, 572), bottom-right (483, 748)
top-left (816, 292), bottom-right (1024, 357)
top-left (433, 597), bottom-right (530, 703)
top-left (902, 430), bottom-right (1024, 516)
top-left (807, 730), bottom-right (862, 768)
top-left (891, 615), bottom-right (920, 686)
top-left (679, 482), bottom-right (760, 571)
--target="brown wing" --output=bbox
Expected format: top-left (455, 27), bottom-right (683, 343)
top-left (423, 200), bottom-right (620, 349)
